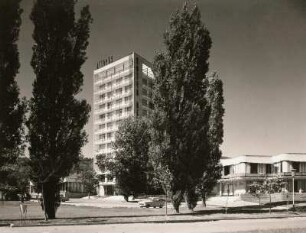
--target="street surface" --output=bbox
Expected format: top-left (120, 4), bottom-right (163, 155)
top-left (2, 217), bottom-right (306, 233)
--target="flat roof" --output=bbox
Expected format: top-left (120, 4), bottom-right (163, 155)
top-left (221, 153), bottom-right (306, 166)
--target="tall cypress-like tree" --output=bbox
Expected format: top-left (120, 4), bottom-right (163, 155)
top-left (151, 3), bottom-right (212, 213)
top-left (28, 0), bottom-right (92, 219)
top-left (198, 72), bottom-right (224, 206)
top-left (0, 0), bottom-right (26, 197)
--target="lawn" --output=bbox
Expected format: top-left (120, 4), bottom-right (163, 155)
top-left (1, 200), bottom-right (306, 227)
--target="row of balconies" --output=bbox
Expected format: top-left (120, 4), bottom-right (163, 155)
top-left (94, 100), bottom-right (132, 115)
top-left (94, 65), bottom-right (133, 84)
top-left (94, 90), bottom-right (133, 105)
top-left (94, 78), bottom-right (133, 95)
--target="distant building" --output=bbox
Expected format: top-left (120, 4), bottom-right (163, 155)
top-left (93, 52), bottom-right (154, 196)
top-left (218, 153), bottom-right (306, 196)
top-left (30, 158), bottom-right (94, 199)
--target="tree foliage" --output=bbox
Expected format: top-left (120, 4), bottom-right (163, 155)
top-left (150, 3), bottom-right (212, 213)
top-left (0, 0), bottom-right (26, 197)
top-left (9, 157), bottom-right (32, 200)
top-left (27, 0), bottom-right (92, 219)
top-left (198, 73), bottom-right (224, 206)
top-left (249, 177), bottom-right (286, 213)
top-left (98, 117), bottom-right (152, 201)
top-left (74, 158), bottom-right (98, 198)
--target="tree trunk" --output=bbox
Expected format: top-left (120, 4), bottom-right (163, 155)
top-left (42, 181), bottom-right (59, 219)
top-left (202, 192), bottom-right (206, 207)
top-left (269, 193), bottom-right (271, 214)
top-left (171, 190), bottom-right (183, 214)
top-left (185, 189), bottom-right (197, 211)
top-left (123, 194), bottom-right (129, 202)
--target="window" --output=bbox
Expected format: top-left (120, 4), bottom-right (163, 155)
top-left (125, 96), bottom-right (132, 102)
top-left (116, 109), bottom-right (123, 116)
top-left (99, 124), bottom-right (105, 130)
top-left (99, 84), bottom-right (105, 90)
top-left (258, 164), bottom-right (265, 174)
top-left (125, 85), bottom-right (132, 92)
top-left (107, 112), bottom-right (112, 119)
top-left (99, 104), bottom-right (105, 109)
top-left (126, 107), bottom-right (132, 112)
top-left (250, 163), bottom-right (258, 174)
top-left (99, 94), bottom-right (105, 100)
top-left (292, 162), bottom-right (300, 172)
top-left (99, 144), bottom-right (106, 149)
top-left (107, 91), bottom-right (112, 98)
top-left (116, 77), bottom-right (123, 85)
top-left (115, 88), bottom-right (122, 95)
top-left (107, 143), bottom-right (112, 149)
top-left (224, 166), bottom-right (230, 176)
top-left (107, 82), bottom-right (112, 88)
top-left (107, 122), bottom-right (112, 128)
top-left (107, 133), bottom-right (112, 139)
top-left (107, 102), bottom-right (112, 109)
top-left (99, 134), bottom-right (105, 141)
top-left (266, 164), bottom-right (272, 174)
top-left (116, 99), bottom-right (122, 105)
top-left (99, 114), bottom-right (105, 120)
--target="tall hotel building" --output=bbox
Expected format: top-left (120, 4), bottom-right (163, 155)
top-left (93, 52), bottom-right (154, 196)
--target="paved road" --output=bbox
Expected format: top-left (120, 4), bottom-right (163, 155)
top-left (2, 217), bottom-right (306, 233)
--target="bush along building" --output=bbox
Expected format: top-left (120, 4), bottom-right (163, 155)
top-left (93, 52), bottom-right (154, 196)
top-left (218, 153), bottom-right (306, 203)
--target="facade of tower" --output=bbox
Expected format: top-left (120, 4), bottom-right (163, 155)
top-left (93, 52), bottom-right (154, 196)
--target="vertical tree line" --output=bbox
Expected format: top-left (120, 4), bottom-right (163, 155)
top-left (0, 0), bottom-right (26, 198)
top-left (27, 0), bottom-right (92, 219)
top-left (151, 3), bottom-right (214, 213)
top-left (105, 3), bottom-right (225, 213)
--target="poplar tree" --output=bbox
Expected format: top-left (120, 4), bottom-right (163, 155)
top-left (0, 0), bottom-right (26, 197)
top-left (198, 73), bottom-right (224, 206)
top-left (151, 3), bottom-right (212, 213)
top-left (27, 0), bottom-right (92, 219)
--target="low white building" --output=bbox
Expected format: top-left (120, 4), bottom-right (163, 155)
top-left (218, 153), bottom-right (306, 196)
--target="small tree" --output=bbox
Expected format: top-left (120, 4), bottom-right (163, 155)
top-left (262, 177), bottom-right (286, 214)
top-left (74, 158), bottom-right (98, 198)
top-left (198, 164), bottom-right (222, 207)
top-left (249, 177), bottom-right (286, 213)
top-left (80, 169), bottom-right (98, 199)
top-left (13, 157), bottom-right (32, 200)
top-left (99, 117), bottom-right (151, 201)
top-left (249, 181), bottom-right (264, 206)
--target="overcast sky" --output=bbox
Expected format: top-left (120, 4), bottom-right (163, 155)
top-left (17, 0), bottom-right (306, 157)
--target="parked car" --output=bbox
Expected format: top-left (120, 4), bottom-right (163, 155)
top-left (139, 197), bottom-right (165, 208)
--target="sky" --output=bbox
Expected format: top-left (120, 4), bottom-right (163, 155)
top-left (16, 0), bottom-right (306, 157)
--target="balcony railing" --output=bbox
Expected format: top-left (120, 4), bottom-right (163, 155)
top-left (222, 172), bottom-right (306, 179)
